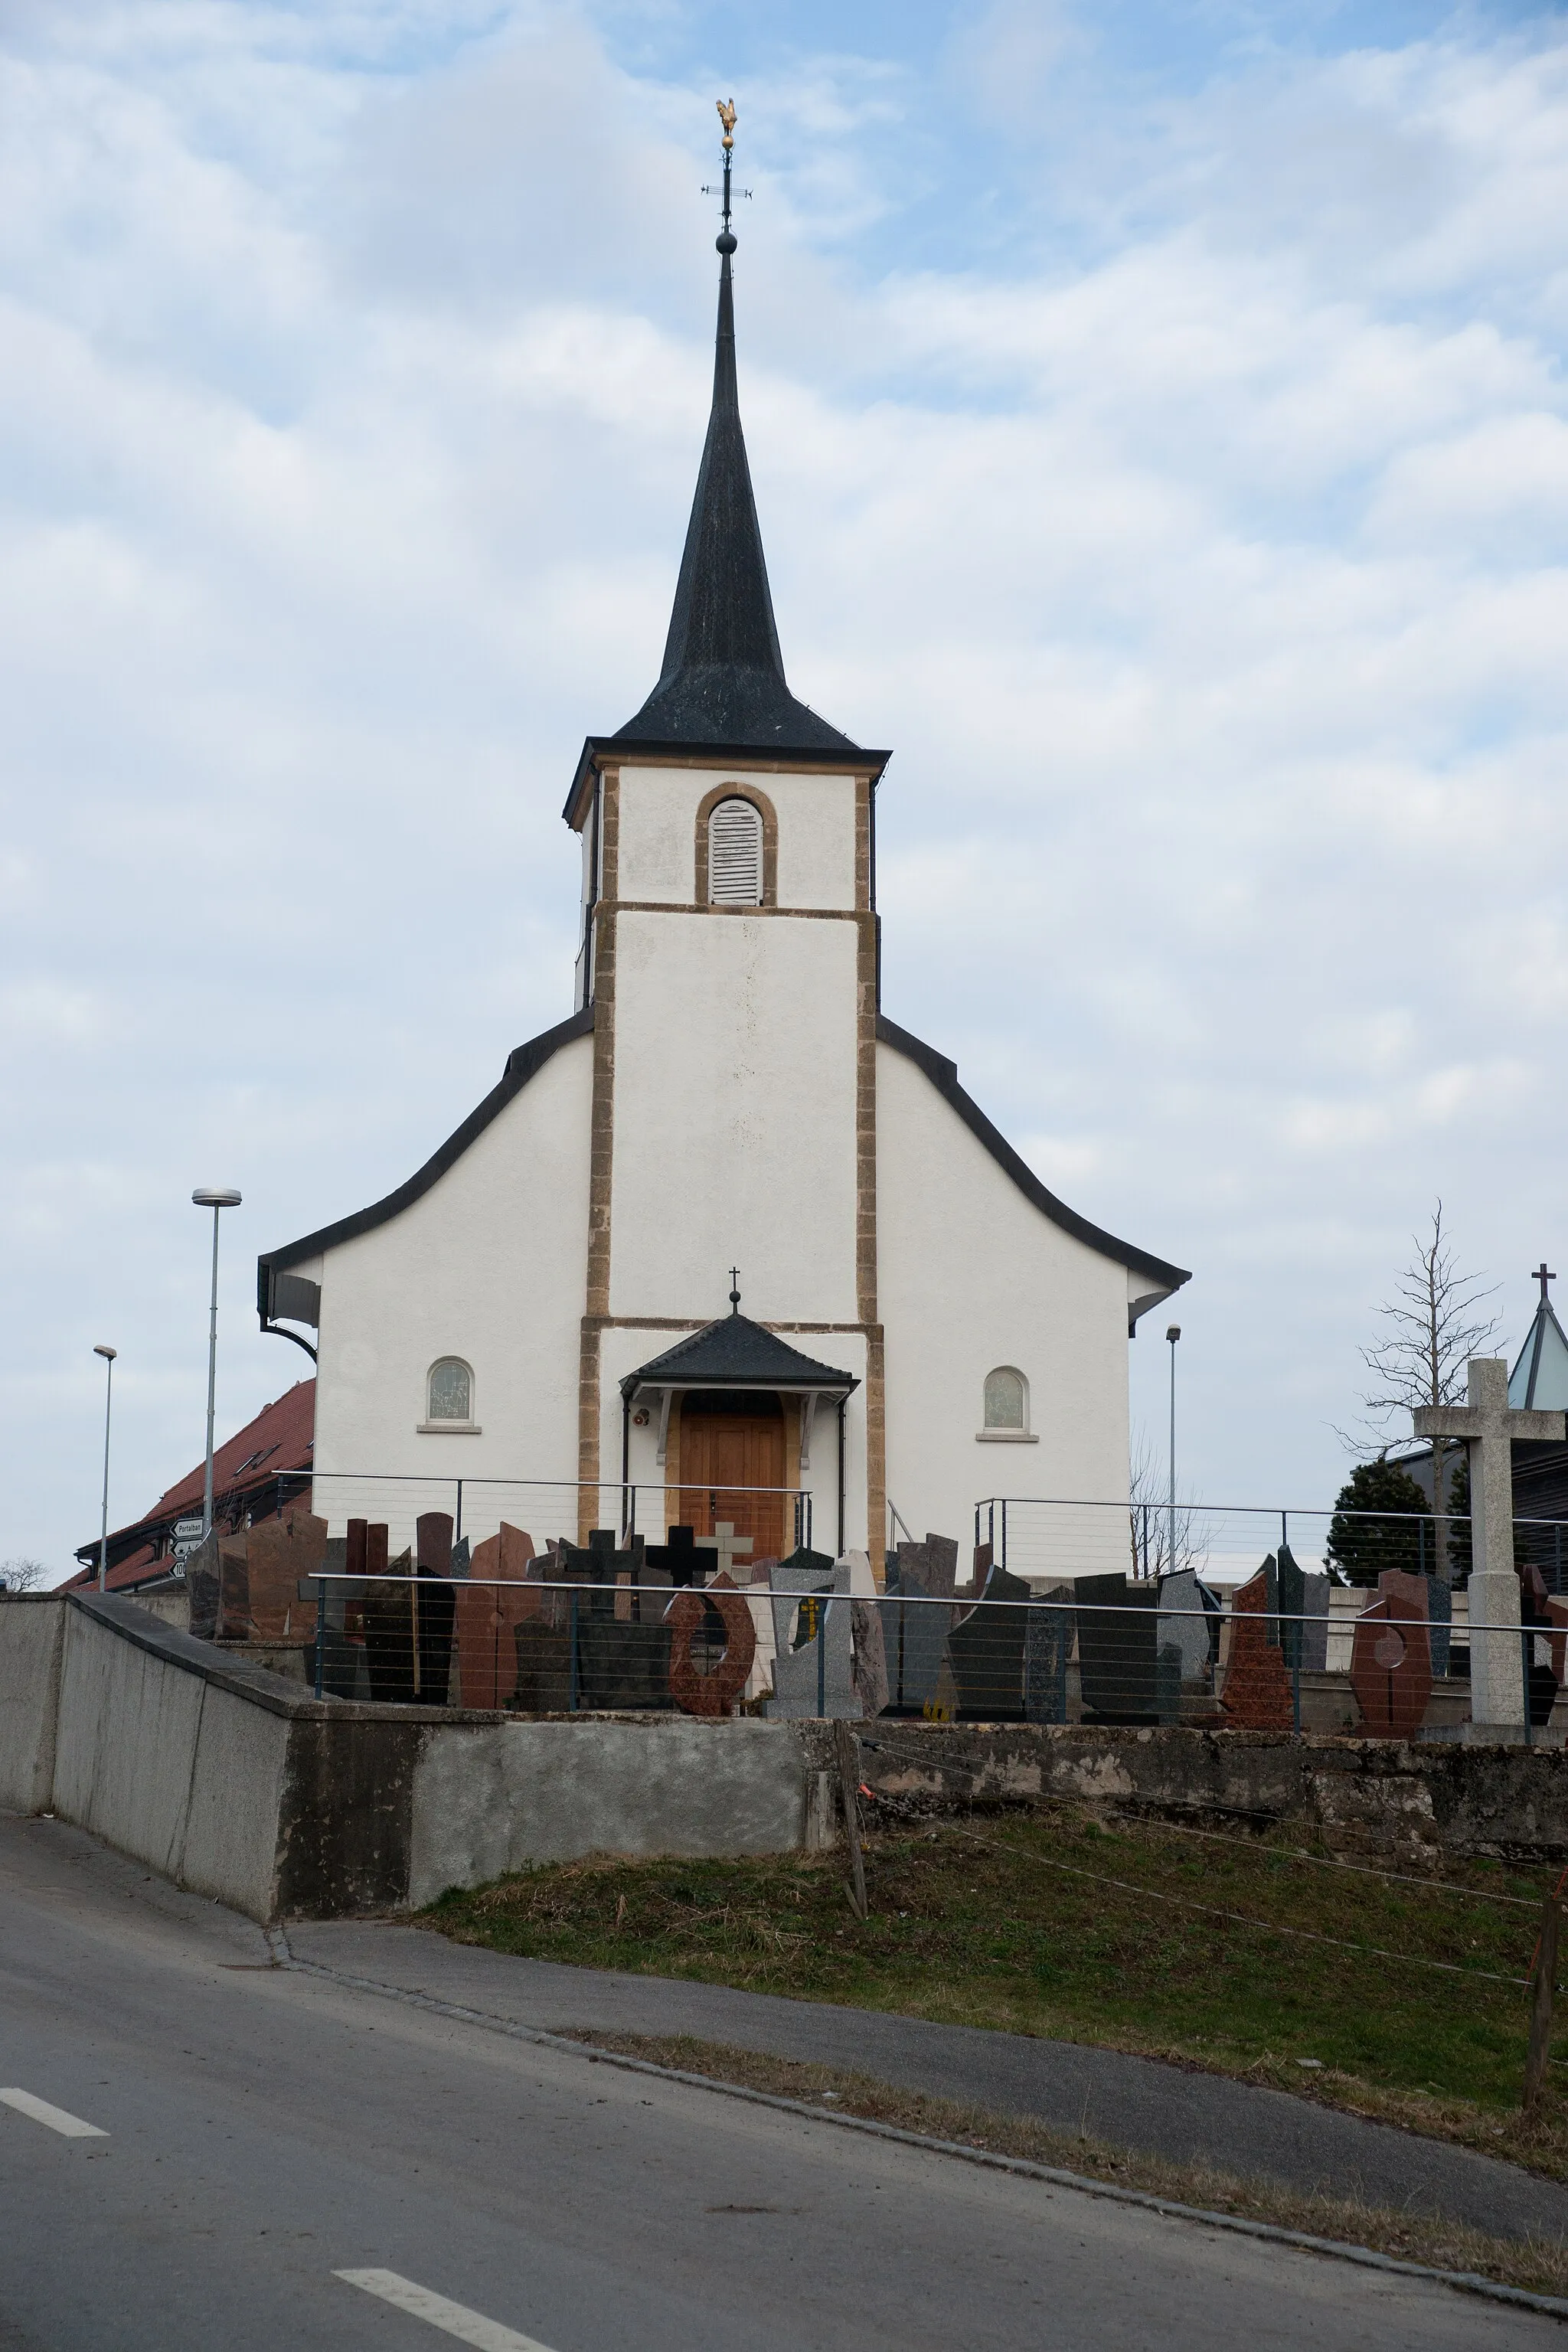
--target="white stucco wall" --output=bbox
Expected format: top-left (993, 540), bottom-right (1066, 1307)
top-left (310, 1034), bottom-right (593, 1547)
top-left (614, 763), bottom-right (858, 910)
top-left (608, 910), bottom-right (860, 1324)
top-left (876, 1040), bottom-right (1137, 1579)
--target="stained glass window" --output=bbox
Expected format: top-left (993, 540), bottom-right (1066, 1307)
top-left (427, 1358), bottom-right (472, 1422)
top-left (983, 1367), bottom-right (1026, 1431)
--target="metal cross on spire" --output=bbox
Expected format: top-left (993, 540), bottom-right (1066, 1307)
top-left (1536, 1262), bottom-right (1557, 1302)
top-left (729, 1266), bottom-right (742, 1313)
top-left (704, 98), bottom-right (746, 256)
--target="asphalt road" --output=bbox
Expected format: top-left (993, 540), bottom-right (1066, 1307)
top-left (291, 1918), bottom-right (1568, 2245)
top-left (0, 1813), bottom-right (1559, 2351)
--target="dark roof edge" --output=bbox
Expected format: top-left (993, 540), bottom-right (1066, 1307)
top-left (876, 1014), bottom-right (1190, 1294)
top-left (257, 1006), bottom-right (595, 1297)
top-left (563, 737), bottom-right (893, 829)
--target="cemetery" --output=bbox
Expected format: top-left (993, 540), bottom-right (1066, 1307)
top-left (7, 1350), bottom-right (1568, 1934)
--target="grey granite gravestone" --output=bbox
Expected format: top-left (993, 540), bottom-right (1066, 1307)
top-left (1024, 1582), bottom-right (1074, 1723)
top-left (884, 1534), bottom-right (959, 1710)
top-left (1075, 1572), bottom-right (1158, 1722)
top-left (1302, 1570), bottom-right (1331, 1672)
top-left (767, 1550), bottom-right (855, 1717)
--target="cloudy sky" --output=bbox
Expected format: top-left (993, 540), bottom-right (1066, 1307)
top-left (3, 0), bottom-right (1566, 1576)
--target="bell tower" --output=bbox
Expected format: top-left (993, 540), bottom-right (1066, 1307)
top-left (562, 103), bottom-right (891, 1555)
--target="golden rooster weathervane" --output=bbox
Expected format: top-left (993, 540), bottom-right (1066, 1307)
top-left (717, 97), bottom-right (737, 149)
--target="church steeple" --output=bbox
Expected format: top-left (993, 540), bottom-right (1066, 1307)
top-left (616, 103), bottom-right (857, 753)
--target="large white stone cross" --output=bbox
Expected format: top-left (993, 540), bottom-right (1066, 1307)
top-left (1415, 1357), bottom-right (1566, 1728)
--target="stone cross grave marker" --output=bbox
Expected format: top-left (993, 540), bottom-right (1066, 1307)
top-left (1415, 1357), bottom-right (1566, 1728)
top-left (710, 1521), bottom-right (753, 1580)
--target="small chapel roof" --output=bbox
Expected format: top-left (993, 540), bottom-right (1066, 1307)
top-left (1510, 1265), bottom-right (1568, 1410)
top-left (621, 1306), bottom-right (858, 1401)
top-left (610, 133), bottom-right (858, 756)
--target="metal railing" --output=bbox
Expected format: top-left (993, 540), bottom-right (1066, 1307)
top-left (235, 1472), bottom-right (814, 1561)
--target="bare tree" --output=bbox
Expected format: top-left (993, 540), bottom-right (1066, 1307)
top-left (1129, 1431), bottom-right (1210, 1581)
top-left (0, 1557), bottom-right (47, 1593)
top-left (1347, 1200), bottom-right (1499, 1586)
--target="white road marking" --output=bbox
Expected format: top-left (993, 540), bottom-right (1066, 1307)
top-left (0, 2089), bottom-right (108, 2139)
top-left (334, 2270), bottom-right (557, 2350)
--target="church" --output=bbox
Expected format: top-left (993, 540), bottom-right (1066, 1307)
top-left (256, 132), bottom-right (1187, 1582)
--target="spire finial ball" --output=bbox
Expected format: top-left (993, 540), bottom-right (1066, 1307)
top-left (716, 228), bottom-right (737, 254)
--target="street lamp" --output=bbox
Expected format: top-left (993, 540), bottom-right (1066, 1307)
top-left (191, 1187), bottom-right (242, 1540)
top-left (1166, 1325), bottom-right (1181, 1576)
top-left (93, 1344), bottom-right (116, 1592)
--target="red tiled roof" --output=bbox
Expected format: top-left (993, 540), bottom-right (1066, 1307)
top-left (67, 1380), bottom-right (315, 1592)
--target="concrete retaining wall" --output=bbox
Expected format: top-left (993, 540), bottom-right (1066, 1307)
top-left (50, 1604), bottom-right (292, 1919)
top-left (0, 1596), bottom-right (65, 1813)
top-left (407, 1717), bottom-right (821, 1908)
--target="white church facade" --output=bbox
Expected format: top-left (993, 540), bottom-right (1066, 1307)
top-left (257, 185), bottom-right (1187, 1581)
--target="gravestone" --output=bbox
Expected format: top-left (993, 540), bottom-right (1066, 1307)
top-left (1415, 1357), bottom-right (1567, 1726)
top-left (949, 1562), bottom-right (1031, 1719)
top-left (645, 1526), bottom-right (717, 1588)
top-left (364, 1551), bottom-right (418, 1704)
top-left (1301, 1570), bottom-right (1331, 1673)
top-left (243, 1511), bottom-right (327, 1642)
top-left (309, 1533), bottom-right (370, 1700)
top-left (1074, 1573), bottom-right (1158, 1723)
top-left (851, 1598), bottom-right (890, 1718)
top-left (884, 1534), bottom-right (959, 1711)
top-left (458, 1521), bottom-right (537, 1710)
top-left (1024, 1583), bottom-right (1074, 1724)
top-left (1351, 1583), bottom-right (1432, 1737)
top-left (767, 1550), bottom-right (854, 1717)
top-left (667, 1573), bottom-right (755, 1717)
top-left (1218, 1561), bottom-right (1293, 1729)
top-left (1156, 1570), bottom-right (1210, 1686)
top-left (512, 1621), bottom-right (573, 1712)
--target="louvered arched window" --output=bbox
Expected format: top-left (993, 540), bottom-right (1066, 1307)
top-left (707, 797), bottom-right (764, 906)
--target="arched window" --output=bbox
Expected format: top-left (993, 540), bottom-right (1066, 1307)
top-left (707, 797), bottom-right (764, 905)
top-left (982, 1367), bottom-right (1028, 1434)
top-left (426, 1357), bottom-right (473, 1424)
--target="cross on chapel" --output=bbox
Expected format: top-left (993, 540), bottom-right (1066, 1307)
top-left (1414, 1356), bottom-right (1566, 1727)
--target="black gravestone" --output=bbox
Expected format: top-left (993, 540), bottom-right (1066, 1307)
top-left (644, 1526), bottom-right (717, 1588)
top-left (948, 1563), bottom-right (1031, 1720)
top-left (1074, 1573), bottom-right (1159, 1723)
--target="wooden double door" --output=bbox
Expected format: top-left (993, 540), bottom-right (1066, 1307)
top-left (677, 1392), bottom-right (786, 1563)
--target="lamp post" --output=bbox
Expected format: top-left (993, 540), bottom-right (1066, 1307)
top-left (191, 1187), bottom-right (242, 1540)
top-left (93, 1344), bottom-right (116, 1591)
top-left (1166, 1324), bottom-right (1181, 1576)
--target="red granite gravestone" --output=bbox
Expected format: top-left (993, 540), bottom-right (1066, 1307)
top-left (1350, 1588), bottom-right (1432, 1737)
top-left (457, 1522), bottom-right (537, 1709)
top-left (244, 1511), bottom-right (328, 1642)
top-left (1219, 1566), bottom-right (1293, 1729)
top-left (666, 1571), bottom-right (756, 1716)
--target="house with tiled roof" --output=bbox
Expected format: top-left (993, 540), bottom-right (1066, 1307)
top-left (66, 1381), bottom-right (315, 1593)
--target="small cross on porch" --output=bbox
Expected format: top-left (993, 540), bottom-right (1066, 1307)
top-left (1415, 1356), bottom-right (1566, 1727)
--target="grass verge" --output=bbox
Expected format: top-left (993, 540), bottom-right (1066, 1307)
top-left (420, 1805), bottom-right (1568, 2177)
top-left (558, 2028), bottom-right (1568, 2301)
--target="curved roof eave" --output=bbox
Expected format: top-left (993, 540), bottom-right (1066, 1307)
top-left (256, 1007), bottom-right (594, 1298)
top-left (877, 1014), bottom-right (1189, 1296)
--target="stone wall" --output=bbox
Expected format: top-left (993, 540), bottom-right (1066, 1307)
top-left (841, 1719), bottom-right (1568, 1867)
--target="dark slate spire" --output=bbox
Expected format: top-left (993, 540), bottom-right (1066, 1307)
top-left (615, 109), bottom-right (857, 753)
